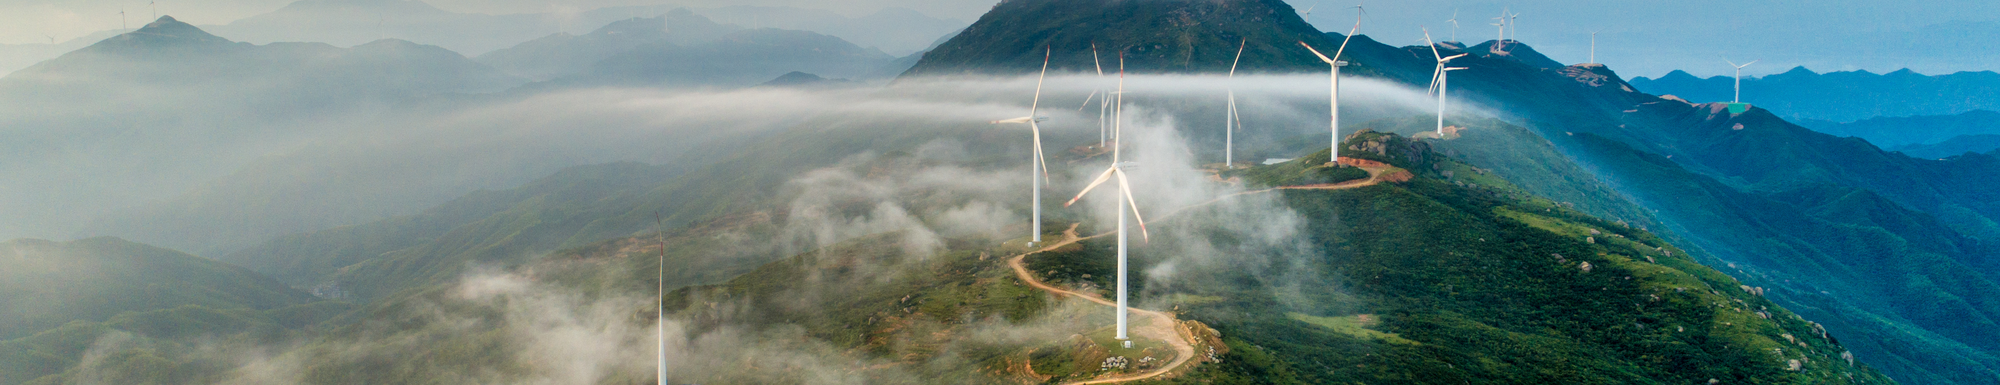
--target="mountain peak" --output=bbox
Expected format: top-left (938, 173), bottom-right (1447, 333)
top-left (903, 0), bottom-right (1335, 76)
top-left (91, 15), bottom-right (233, 51)
top-left (1465, 39), bottom-right (1563, 69)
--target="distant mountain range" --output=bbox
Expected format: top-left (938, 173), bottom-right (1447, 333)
top-left (0, 16), bottom-right (523, 248)
top-left (474, 9), bottom-right (742, 81)
top-left (1630, 67), bottom-right (2000, 122)
top-left (481, 10), bottom-right (903, 86)
top-left (1799, 110), bottom-right (2000, 149)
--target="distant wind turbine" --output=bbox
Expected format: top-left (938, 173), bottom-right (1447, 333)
top-left (1299, 19), bottom-right (1356, 163)
top-left (44, 34), bottom-right (56, 44)
top-left (654, 214), bottom-right (669, 385)
top-left (1300, 2), bottom-right (1318, 25)
top-left (1725, 58), bottom-right (1758, 103)
top-left (1223, 38), bottom-right (1246, 168)
top-left (1447, 9), bottom-right (1460, 43)
top-left (1065, 52), bottom-right (1149, 346)
top-left (1425, 29), bottom-right (1470, 137)
top-left (991, 47), bottom-right (1055, 246)
top-left (1507, 11), bottom-right (1522, 41)
top-left (119, 8), bottom-right (128, 32)
top-left (150, 1), bottom-right (157, 20)
top-left (1092, 44), bottom-right (1109, 147)
top-left (1589, 30), bottom-right (1601, 64)
top-left (1349, 1), bottom-right (1368, 34)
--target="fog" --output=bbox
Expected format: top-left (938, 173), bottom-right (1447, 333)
top-left (37, 71), bottom-right (1459, 381)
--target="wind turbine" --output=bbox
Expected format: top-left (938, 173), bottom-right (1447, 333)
top-left (1065, 52), bottom-right (1149, 346)
top-left (1446, 9), bottom-right (1460, 43)
top-left (1349, 1), bottom-right (1368, 34)
top-left (1507, 11), bottom-right (1521, 41)
top-left (1299, 21), bottom-right (1357, 163)
top-left (119, 8), bottom-right (128, 32)
top-left (44, 34), bottom-right (55, 44)
top-left (653, 214), bottom-right (669, 385)
top-left (991, 47), bottom-right (1054, 246)
top-left (1425, 29), bottom-right (1469, 137)
top-left (1589, 30), bottom-right (1601, 64)
top-left (150, 1), bottom-right (157, 20)
top-left (1223, 38), bottom-right (1246, 168)
top-left (1300, 2), bottom-right (1318, 25)
top-left (1725, 58), bottom-right (1757, 103)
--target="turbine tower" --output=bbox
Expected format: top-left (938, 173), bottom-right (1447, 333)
top-left (1589, 30), bottom-right (1600, 64)
top-left (1066, 52), bottom-right (1149, 347)
top-left (119, 8), bottom-right (128, 32)
top-left (1425, 29), bottom-right (1469, 137)
top-left (991, 47), bottom-right (1055, 246)
top-left (1507, 11), bottom-right (1521, 41)
top-left (654, 214), bottom-right (669, 385)
top-left (1224, 38), bottom-right (1246, 168)
top-left (1301, 2), bottom-right (1318, 25)
top-left (1299, 22), bottom-right (1357, 164)
top-left (1725, 58), bottom-right (1757, 103)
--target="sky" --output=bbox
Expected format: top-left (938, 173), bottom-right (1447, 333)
top-left (4, 0), bottom-right (1997, 77)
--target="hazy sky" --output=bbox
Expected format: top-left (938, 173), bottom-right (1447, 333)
top-left (5, 0), bottom-right (1997, 77)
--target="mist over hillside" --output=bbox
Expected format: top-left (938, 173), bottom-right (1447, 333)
top-left (4, 0), bottom-right (1998, 383)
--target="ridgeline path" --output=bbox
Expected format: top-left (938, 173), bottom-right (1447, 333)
top-left (1004, 160), bottom-right (1389, 384)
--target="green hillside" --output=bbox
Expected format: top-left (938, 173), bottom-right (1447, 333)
top-left (0, 237), bottom-right (346, 384)
top-left (648, 132), bottom-right (1891, 383)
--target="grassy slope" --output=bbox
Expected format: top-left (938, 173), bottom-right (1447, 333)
top-left (0, 238), bottom-right (347, 385)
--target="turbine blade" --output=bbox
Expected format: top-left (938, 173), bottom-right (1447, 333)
top-left (1031, 122), bottom-right (1051, 185)
top-left (1079, 90), bottom-right (1099, 111)
top-left (1113, 169), bottom-right (1149, 241)
top-left (1029, 47), bottom-right (1050, 116)
top-left (1228, 38), bottom-right (1246, 77)
top-left (1334, 24), bottom-right (1358, 59)
top-left (1066, 167), bottom-right (1117, 207)
top-left (993, 116), bottom-right (1034, 124)
top-left (1092, 43), bottom-right (1104, 76)
top-left (1424, 28), bottom-right (1441, 61)
top-left (1299, 41), bottom-right (1337, 65)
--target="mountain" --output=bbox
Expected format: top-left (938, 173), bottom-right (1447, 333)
top-left (0, 16), bottom-right (524, 252)
top-left (0, 237), bottom-right (315, 340)
top-left (1629, 67), bottom-right (2000, 122)
top-left (689, 6), bottom-right (967, 56)
top-left (540, 28), bottom-right (897, 88)
top-left (475, 9), bottom-right (743, 81)
top-left (1891, 135), bottom-right (2000, 160)
top-left (903, 0), bottom-right (1342, 76)
top-left (1466, 39), bottom-right (1565, 69)
top-left (1799, 110), bottom-right (2000, 148)
top-left (203, 0), bottom-right (558, 56)
top-left (0, 236), bottom-right (346, 384)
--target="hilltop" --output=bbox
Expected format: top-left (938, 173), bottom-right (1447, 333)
top-left (1630, 67), bottom-right (2000, 122)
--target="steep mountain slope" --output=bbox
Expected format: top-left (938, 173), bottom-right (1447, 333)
top-left (1630, 67), bottom-right (2000, 122)
top-left (474, 9), bottom-right (743, 81)
top-left (1800, 110), bottom-right (2000, 149)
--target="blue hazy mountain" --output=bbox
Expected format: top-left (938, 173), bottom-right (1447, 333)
top-left (203, 0), bottom-right (560, 56)
top-left (0, 16), bottom-right (524, 253)
top-left (1630, 67), bottom-right (2000, 122)
top-left (1890, 135), bottom-right (2000, 159)
top-left (1799, 110), bottom-right (2000, 149)
top-left (474, 9), bottom-right (742, 81)
top-left (532, 27), bottom-right (897, 88)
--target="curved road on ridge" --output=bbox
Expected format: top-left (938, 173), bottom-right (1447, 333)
top-left (1003, 161), bottom-right (1389, 384)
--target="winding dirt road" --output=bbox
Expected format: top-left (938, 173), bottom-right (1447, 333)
top-left (1003, 161), bottom-right (1389, 384)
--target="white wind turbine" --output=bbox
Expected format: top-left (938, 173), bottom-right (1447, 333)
top-left (1447, 9), bottom-right (1460, 43)
top-left (1223, 38), bottom-right (1246, 168)
top-left (1300, 2), bottom-right (1318, 26)
top-left (1507, 11), bottom-right (1522, 41)
top-left (1590, 29), bottom-right (1601, 64)
top-left (1725, 58), bottom-right (1757, 103)
top-left (119, 8), bottom-right (128, 32)
top-left (1299, 19), bottom-right (1358, 163)
top-left (1066, 52), bottom-right (1150, 347)
top-left (992, 47), bottom-right (1055, 246)
top-left (1087, 44), bottom-right (1109, 147)
top-left (1425, 29), bottom-right (1469, 137)
top-left (653, 215), bottom-right (669, 385)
